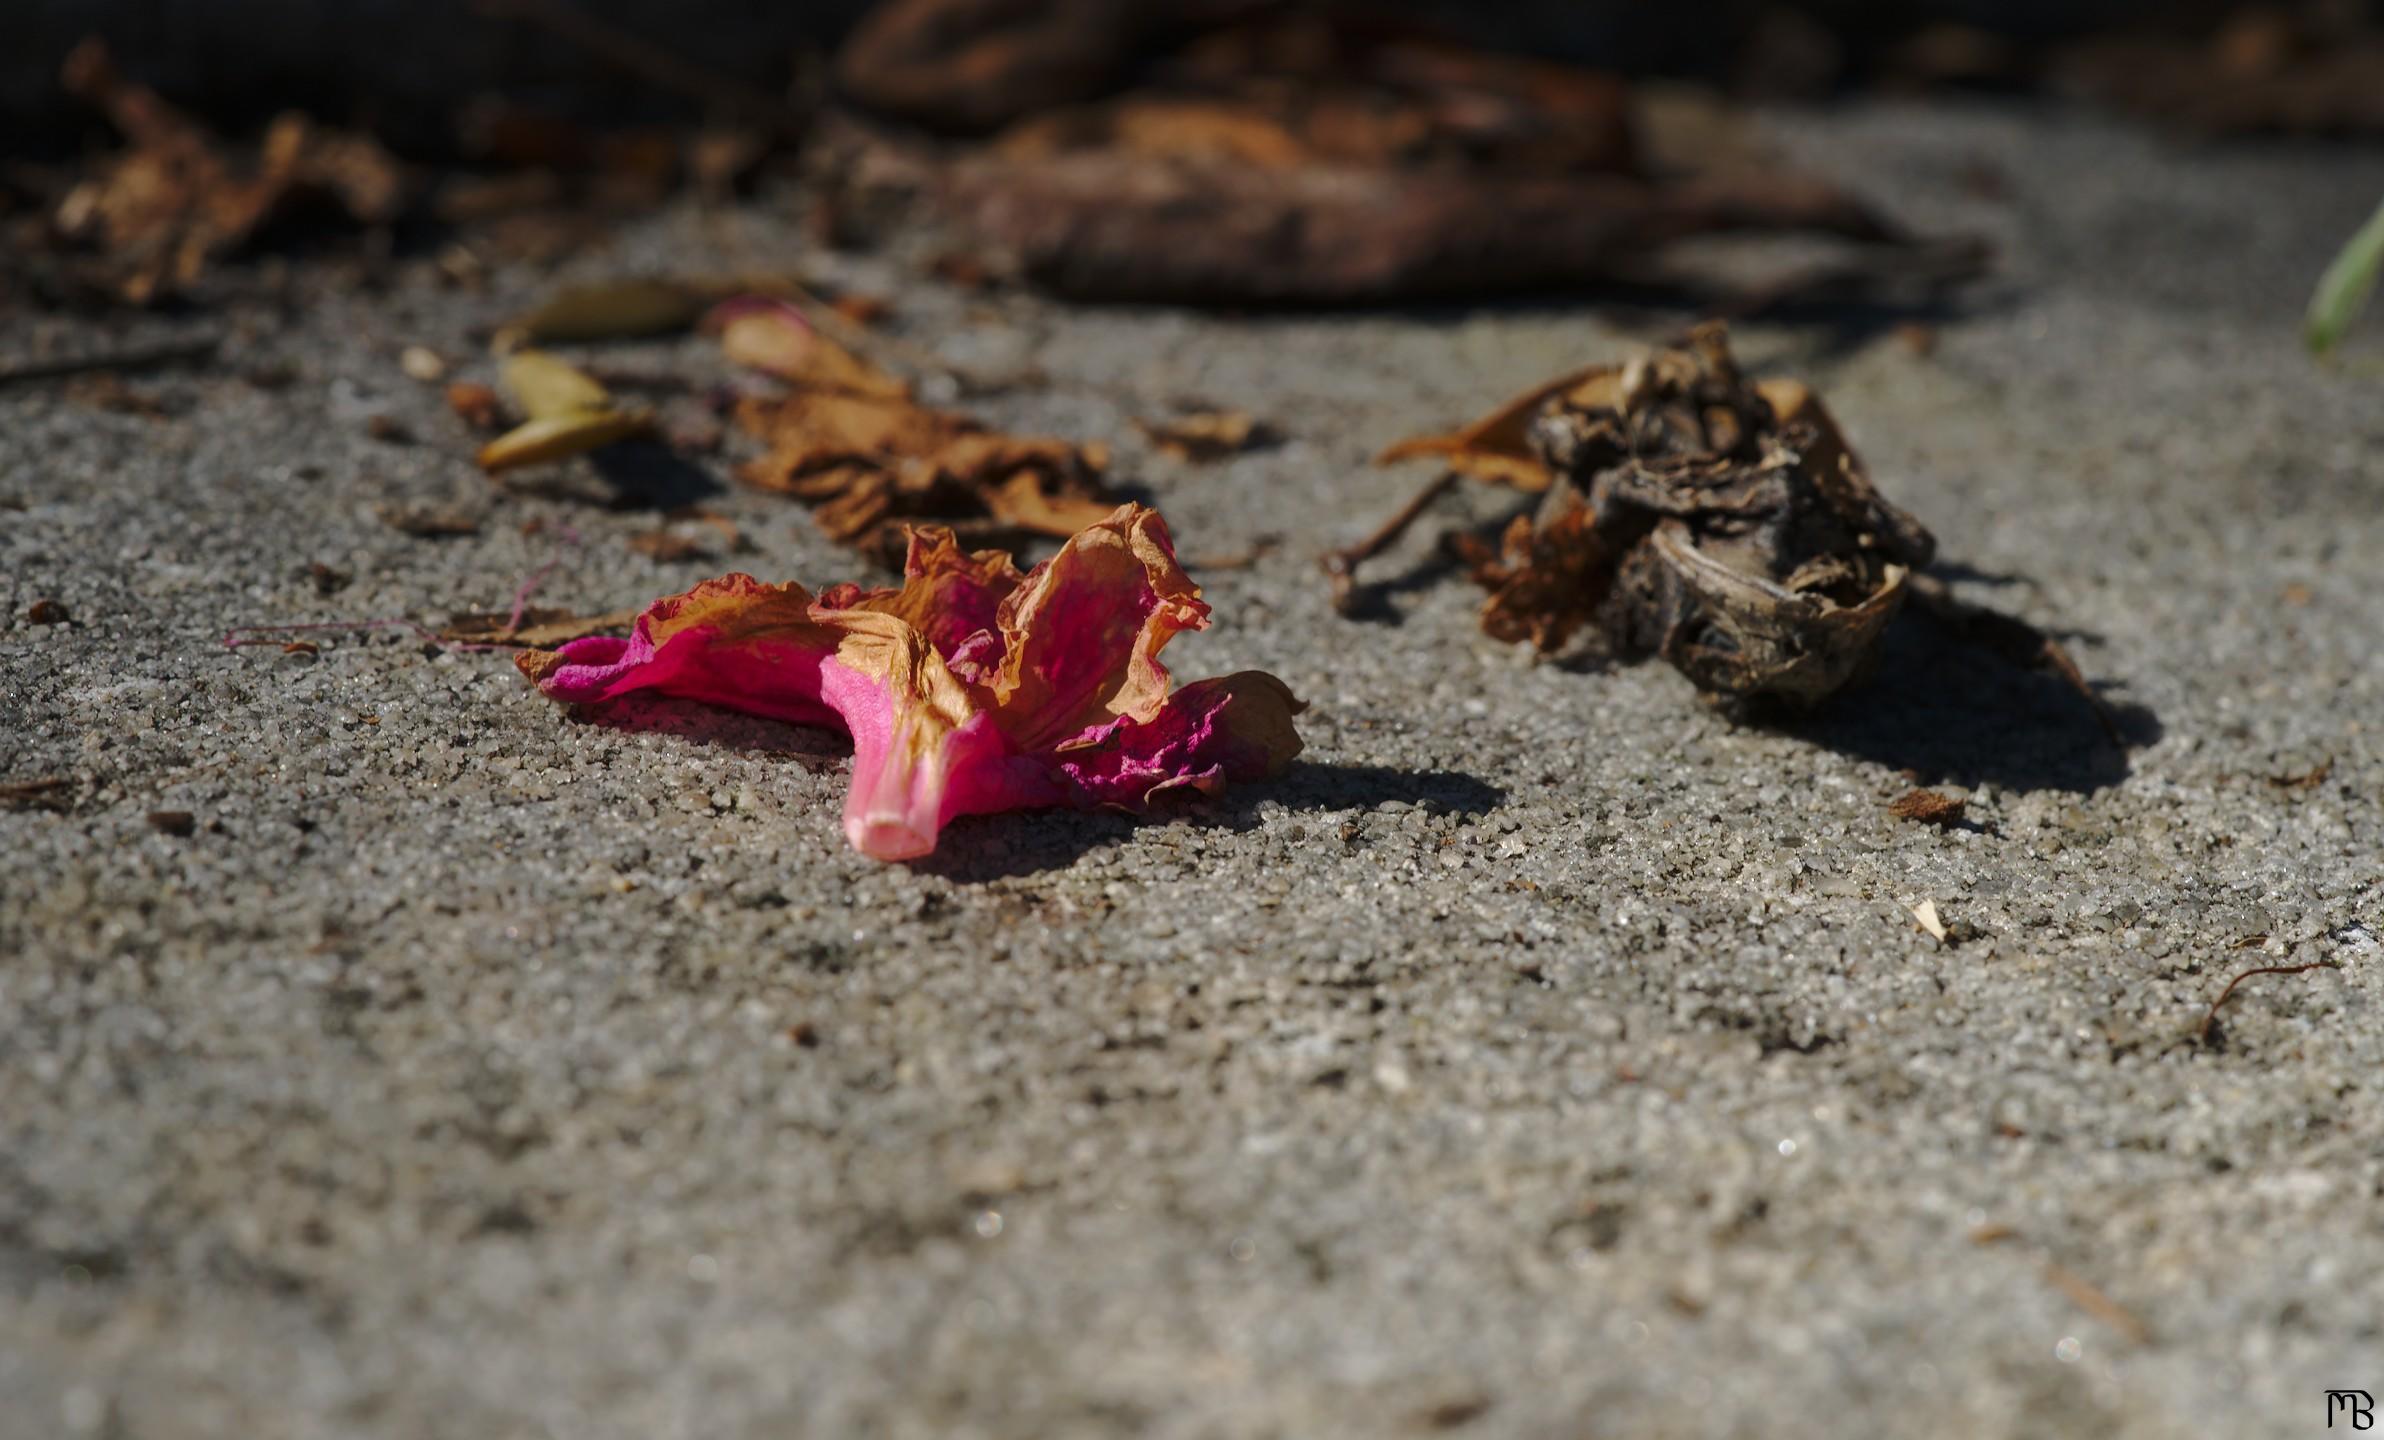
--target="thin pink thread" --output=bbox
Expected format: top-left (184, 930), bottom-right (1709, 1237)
top-left (223, 524), bottom-right (587, 654)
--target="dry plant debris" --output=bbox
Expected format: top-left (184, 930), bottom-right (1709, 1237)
top-left (49, 39), bottom-right (406, 305)
top-left (378, 506), bottom-right (484, 538)
top-left (1396, 325), bottom-right (1934, 706)
top-left (839, 6), bottom-right (1973, 306)
top-left (475, 349), bottom-right (657, 474)
top-left (1361, 325), bottom-right (2120, 731)
top-left (717, 298), bottom-right (1121, 561)
top-left (2197, 961), bottom-right (2342, 1046)
top-left (1889, 788), bottom-right (1968, 827)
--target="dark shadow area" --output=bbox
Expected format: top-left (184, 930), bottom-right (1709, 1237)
top-left (912, 761), bottom-right (1508, 882)
top-left (591, 442), bottom-right (725, 510)
top-left (559, 696), bottom-right (1507, 880)
top-left (1780, 604), bottom-right (2161, 796)
top-left (561, 693), bottom-right (848, 770)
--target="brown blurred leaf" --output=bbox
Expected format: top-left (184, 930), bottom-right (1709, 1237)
top-left (712, 296), bottom-right (909, 401)
top-left (52, 38), bottom-right (407, 305)
top-left (2057, 8), bottom-right (2384, 137)
top-left (1136, 409), bottom-right (1265, 460)
top-left (835, 0), bottom-right (1159, 134)
top-left (908, 11), bottom-right (1927, 306)
top-left (945, 152), bottom-right (1904, 305)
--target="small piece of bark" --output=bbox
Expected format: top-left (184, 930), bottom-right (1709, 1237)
top-left (2, 778), bottom-right (75, 813)
top-left (1889, 788), bottom-right (1968, 828)
top-left (446, 381), bottom-right (503, 430)
top-left (380, 507), bottom-right (483, 538)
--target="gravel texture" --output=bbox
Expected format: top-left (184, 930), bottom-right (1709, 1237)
top-left (4, 100), bottom-right (2382, 1439)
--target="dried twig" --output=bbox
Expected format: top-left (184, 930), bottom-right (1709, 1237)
top-left (1, 778), bottom-right (75, 813)
top-left (1321, 469), bottom-right (1461, 613)
top-left (0, 335), bottom-right (223, 390)
top-left (2196, 961), bottom-right (2340, 1045)
top-left (2043, 1261), bottom-right (2151, 1346)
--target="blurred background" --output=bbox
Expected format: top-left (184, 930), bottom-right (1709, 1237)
top-left (9, 0), bottom-right (2381, 318)
top-left (5, 1), bottom-right (2360, 154)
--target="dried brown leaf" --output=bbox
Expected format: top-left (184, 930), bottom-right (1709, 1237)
top-left (1136, 410), bottom-right (1265, 461)
top-left (1458, 492), bottom-right (1610, 652)
top-left (1377, 366), bottom-right (1605, 494)
top-left (732, 382), bottom-right (1115, 558)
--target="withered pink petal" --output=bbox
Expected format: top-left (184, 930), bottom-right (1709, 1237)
top-left (990, 506), bottom-right (1210, 750)
top-left (1053, 671), bottom-right (1308, 807)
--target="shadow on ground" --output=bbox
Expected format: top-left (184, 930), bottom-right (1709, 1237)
top-left (913, 761), bottom-right (1507, 882)
top-left (563, 700), bottom-right (1507, 879)
top-left (1782, 604), bottom-right (2160, 796)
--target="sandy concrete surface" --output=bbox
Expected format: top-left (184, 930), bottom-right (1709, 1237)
top-left (4, 100), bottom-right (2382, 1438)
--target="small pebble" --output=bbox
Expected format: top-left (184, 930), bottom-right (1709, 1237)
top-left (400, 345), bottom-right (447, 382)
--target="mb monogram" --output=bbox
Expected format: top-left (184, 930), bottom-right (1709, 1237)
top-left (2331, 1390), bottom-right (2376, 1430)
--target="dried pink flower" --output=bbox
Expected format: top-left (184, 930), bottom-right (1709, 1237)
top-left (519, 505), bottom-right (1304, 859)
